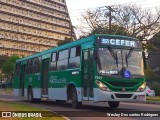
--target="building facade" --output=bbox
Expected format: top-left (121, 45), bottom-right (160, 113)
top-left (0, 0), bottom-right (74, 57)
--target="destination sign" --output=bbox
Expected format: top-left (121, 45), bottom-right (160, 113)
top-left (96, 37), bottom-right (141, 48)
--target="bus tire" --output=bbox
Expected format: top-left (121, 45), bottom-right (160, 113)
top-left (28, 87), bottom-right (34, 103)
top-left (71, 87), bottom-right (81, 109)
top-left (108, 101), bottom-right (120, 108)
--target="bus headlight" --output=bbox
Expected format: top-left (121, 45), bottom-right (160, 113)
top-left (95, 80), bottom-right (110, 91)
top-left (137, 82), bottom-right (146, 92)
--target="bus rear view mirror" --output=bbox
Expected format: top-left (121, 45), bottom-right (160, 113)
top-left (94, 50), bottom-right (98, 59)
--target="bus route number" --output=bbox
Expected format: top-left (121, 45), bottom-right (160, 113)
top-left (95, 76), bottom-right (102, 80)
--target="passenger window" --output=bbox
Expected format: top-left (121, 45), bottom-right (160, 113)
top-left (69, 46), bottom-right (81, 68)
top-left (32, 57), bottom-right (40, 73)
top-left (50, 52), bottom-right (57, 71)
top-left (27, 59), bottom-right (33, 74)
top-left (58, 49), bottom-right (69, 60)
top-left (57, 49), bottom-right (69, 70)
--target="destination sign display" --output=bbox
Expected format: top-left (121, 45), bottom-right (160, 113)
top-left (96, 37), bottom-right (141, 48)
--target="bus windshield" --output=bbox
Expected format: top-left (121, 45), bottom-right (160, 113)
top-left (97, 48), bottom-right (144, 78)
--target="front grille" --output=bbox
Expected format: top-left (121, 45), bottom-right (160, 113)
top-left (115, 94), bottom-right (132, 98)
top-left (108, 81), bottom-right (139, 87)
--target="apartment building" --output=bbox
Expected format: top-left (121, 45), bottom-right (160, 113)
top-left (0, 0), bottom-right (74, 57)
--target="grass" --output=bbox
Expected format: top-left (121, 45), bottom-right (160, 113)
top-left (146, 96), bottom-right (160, 102)
top-left (0, 100), bottom-right (65, 120)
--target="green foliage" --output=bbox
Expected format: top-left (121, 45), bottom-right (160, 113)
top-left (152, 31), bottom-right (160, 41)
top-left (154, 87), bottom-right (160, 96)
top-left (145, 68), bottom-right (160, 96)
top-left (2, 62), bottom-right (15, 75)
top-left (147, 31), bottom-right (160, 50)
top-left (58, 37), bottom-right (73, 46)
top-left (145, 43), bottom-right (157, 50)
top-left (2, 55), bottom-right (20, 76)
top-left (8, 55), bottom-right (20, 63)
top-left (0, 55), bottom-right (8, 69)
top-left (144, 68), bottom-right (160, 81)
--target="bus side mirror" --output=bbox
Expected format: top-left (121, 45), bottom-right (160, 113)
top-left (142, 52), bottom-right (147, 69)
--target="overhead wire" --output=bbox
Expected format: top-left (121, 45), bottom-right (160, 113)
top-left (68, 0), bottom-right (159, 16)
top-left (68, 0), bottom-right (147, 13)
top-left (69, 0), bottom-right (160, 27)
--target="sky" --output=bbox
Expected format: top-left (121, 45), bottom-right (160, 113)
top-left (66, 0), bottom-right (160, 26)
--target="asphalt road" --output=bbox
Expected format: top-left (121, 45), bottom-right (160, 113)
top-left (0, 94), bottom-right (160, 120)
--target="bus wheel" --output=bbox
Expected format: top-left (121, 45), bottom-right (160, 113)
top-left (28, 87), bottom-right (34, 103)
top-left (71, 87), bottom-right (81, 109)
top-left (108, 101), bottom-right (120, 108)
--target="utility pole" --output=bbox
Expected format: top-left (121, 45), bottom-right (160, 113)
top-left (108, 6), bottom-right (112, 34)
top-left (105, 6), bottom-right (115, 34)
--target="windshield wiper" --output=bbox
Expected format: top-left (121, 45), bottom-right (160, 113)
top-left (126, 48), bottom-right (134, 67)
top-left (108, 47), bottom-right (118, 67)
top-left (127, 48), bottom-right (134, 59)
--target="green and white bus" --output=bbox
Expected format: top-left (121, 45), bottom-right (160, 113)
top-left (13, 34), bottom-right (146, 109)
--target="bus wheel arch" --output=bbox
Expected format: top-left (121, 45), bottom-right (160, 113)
top-left (67, 84), bottom-right (81, 109)
top-left (67, 83), bottom-right (76, 100)
top-left (27, 86), bottom-right (41, 103)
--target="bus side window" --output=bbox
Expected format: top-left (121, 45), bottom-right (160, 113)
top-left (15, 63), bottom-right (21, 76)
top-left (38, 57), bottom-right (41, 72)
top-left (69, 46), bottom-right (81, 68)
top-left (50, 52), bottom-right (57, 71)
top-left (27, 59), bottom-right (33, 74)
top-left (57, 49), bottom-right (69, 70)
top-left (33, 57), bottom-right (40, 73)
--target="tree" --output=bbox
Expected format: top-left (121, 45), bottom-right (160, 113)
top-left (77, 4), bottom-right (160, 42)
top-left (2, 62), bottom-right (15, 76)
top-left (57, 37), bottom-right (73, 46)
top-left (146, 31), bottom-right (160, 50)
top-left (79, 24), bottom-right (129, 39)
top-left (0, 55), bottom-right (8, 69)
top-left (152, 31), bottom-right (160, 42)
top-left (2, 55), bottom-right (20, 77)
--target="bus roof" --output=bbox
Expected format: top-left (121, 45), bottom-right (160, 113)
top-left (16, 34), bottom-right (138, 63)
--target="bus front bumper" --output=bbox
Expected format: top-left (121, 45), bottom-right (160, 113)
top-left (94, 88), bottom-right (146, 102)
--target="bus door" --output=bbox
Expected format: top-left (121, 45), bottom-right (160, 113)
top-left (82, 49), bottom-right (94, 100)
top-left (20, 64), bottom-right (26, 96)
top-left (41, 59), bottom-right (50, 98)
